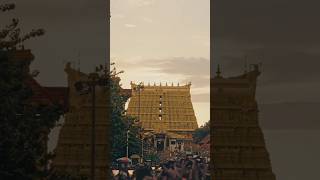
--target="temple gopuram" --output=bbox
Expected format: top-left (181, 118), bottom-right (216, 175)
top-left (211, 64), bottom-right (276, 180)
top-left (126, 82), bottom-right (198, 154)
top-left (52, 63), bottom-right (110, 180)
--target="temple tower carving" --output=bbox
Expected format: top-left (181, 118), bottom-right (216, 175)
top-left (126, 82), bottom-right (198, 153)
top-left (52, 63), bottom-right (109, 180)
top-left (211, 65), bottom-right (276, 180)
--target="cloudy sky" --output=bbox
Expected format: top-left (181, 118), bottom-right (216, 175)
top-left (214, 0), bottom-right (320, 179)
top-left (111, 0), bottom-right (210, 126)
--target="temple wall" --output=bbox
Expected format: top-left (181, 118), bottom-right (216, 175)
top-left (52, 64), bottom-right (110, 180)
top-left (127, 83), bottom-right (198, 152)
top-left (211, 68), bottom-right (276, 180)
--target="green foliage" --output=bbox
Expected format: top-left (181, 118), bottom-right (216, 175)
top-left (94, 64), bottom-right (141, 161)
top-left (0, 3), bottom-right (15, 12)
top-left (0, 3), bottom-right (45, 50)
top-left (145, 152), bottom-right (160, 163)
top-left (193, 120), bottom-right (210, 143)
top-left (108, 64), bottom-right (141, 161)
top-left (0, 50), bottom-right (63, 179)
top-left (0, 3), bottom-right (55, 179)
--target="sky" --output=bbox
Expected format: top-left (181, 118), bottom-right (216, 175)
top-left (111, 0), bottom-right (210, 126)
top-left (213, 0), bottom-right (320, 179)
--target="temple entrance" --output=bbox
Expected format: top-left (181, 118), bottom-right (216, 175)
top-left (155, 134), bottom-right (166, 151)
top-left (156, 140), bottom-right (164, 151)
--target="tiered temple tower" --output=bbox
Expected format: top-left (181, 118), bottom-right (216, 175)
top-left (52, 63), bottom-right (110, 180)
top-left (211, 65), bottom-right (276, 180)
top-left (126, 82), bottom-right (198, 153)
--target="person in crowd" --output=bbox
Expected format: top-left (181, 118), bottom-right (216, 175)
top-left (134, 166), bottom-right (156, 180)
top-left (113, 155), bottom-right (210, 180)
top-left (166, 159), bottom-right (181, 180)
top-left (113, 162), bottom-right (129, 180)
top-left (181, 159), bottom-right (193, 180)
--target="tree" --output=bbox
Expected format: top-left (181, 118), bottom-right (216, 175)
top-left (108, 64), bottom-right (141, 161)
top-left (1, 3), bottom-right (44, 50)
top-left (0, 50), bottom-right (63, 179)
top-left (93, 64), bottom-right (141, 161)
top-left (0, 3), bottom-right (62, 179)
top-left (193, 120), bottom-right (210, 143)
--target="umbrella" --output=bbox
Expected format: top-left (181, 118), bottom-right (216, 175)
top-left (130, 154), bottom-right (140, 159)
top-left (117, 157), bottom-right (132, 163)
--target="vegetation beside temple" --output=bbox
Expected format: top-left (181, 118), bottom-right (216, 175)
top-left (193, 120), bottom-right (210, 143)
top-left (0, 3), bottom-right (75, 179)
top-left (0, 3), bottom-right (44, 50)
top-left (108, 65), bottom-right (141, 161)
top-left (0, 32), bottom-right (64, 180)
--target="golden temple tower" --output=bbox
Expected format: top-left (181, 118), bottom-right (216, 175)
top-left (52, 63), bottom-right (110, 180)
top-left (211, 65), bottom-right (276, 180)
top-left (126, 82), bottom-right (198, 153)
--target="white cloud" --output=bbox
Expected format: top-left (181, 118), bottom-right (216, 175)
top-left (127, 0), bottom-right (156, 7)
top-left (116, 57), bottom-right (210, 103)
top-left (191, 35), bottom-right (204, 39)
top-left (112, 13), bottom-right (125, 19)
top-left (142, 17), bottom-right (153, 23)
top-left (124, 23), bottom-right (137, 28)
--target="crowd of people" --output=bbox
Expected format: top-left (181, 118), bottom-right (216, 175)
top-left (112, 155), bottom-right (211, 180)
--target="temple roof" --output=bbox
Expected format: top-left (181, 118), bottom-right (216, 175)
top-left (25, 76), bottom-right (68, 110)
top-left (212, 64), bottom-right (261, 83)
top-left (166, 132), bottom-right (193, 140)
top-left (130, 81), bottom-right (192, 90)
top-left (25, 76), bottom-right (53, 105)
